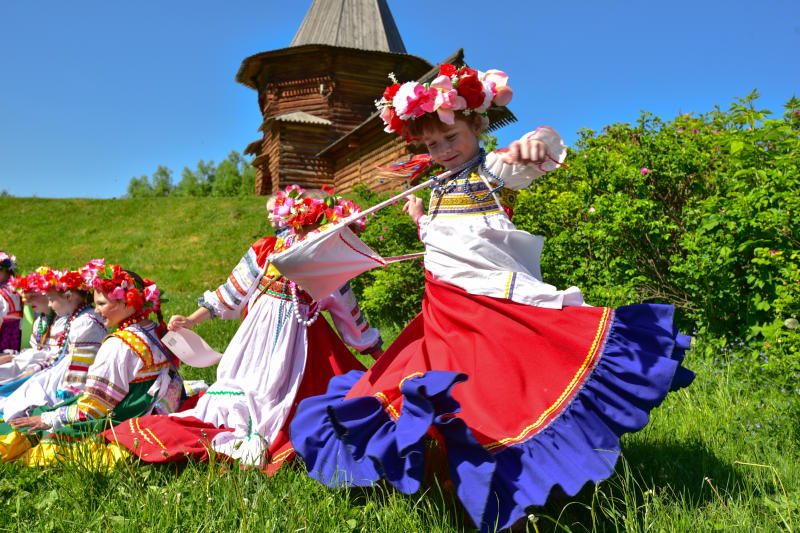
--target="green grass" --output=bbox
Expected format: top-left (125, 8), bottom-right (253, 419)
top-left (1, 197), bottom-right (799, 532)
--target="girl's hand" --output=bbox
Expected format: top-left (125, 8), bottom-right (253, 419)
top-left (402, 196), bottom-right (425, 224)
top-left (0, 354), bottom-right (14, 365)
top-left (168, 315), bottom-right (193, 331)
top-left (500, 138), bottom-right (549, 165)
top-left (9, 415), bottom-right (50, 432)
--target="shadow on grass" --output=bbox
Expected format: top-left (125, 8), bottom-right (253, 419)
top-left (524, 440), bottom-right (739, 533)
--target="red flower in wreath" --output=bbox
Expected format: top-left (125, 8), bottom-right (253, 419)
top-left (303, 200), bottom-right (326, 226)
top-left (96, 278), bottom-right (117, 294)
top-left (125, 288), bottom-right (145, 310)
top-left (458, 66), bottom-right (478, 78)
top-left (456, 74), bottom-right (486, 109)
top-left (383, 83), bottom-right (402, 101)
top-left (438, 64), bottom-right (458, 78)
top-left (321, 184), bottom-right (335, 195)
top-left (59, 271), bottom-right (86, 292)
top-left (380, 106), bottom-right (406, 135)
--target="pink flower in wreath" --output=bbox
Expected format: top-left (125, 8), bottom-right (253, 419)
top-left (285, 184), bottom-right (306, 197)
top-left (432, 77), bottom-right (467, 124)
top-left (108, 286), bottom-right (126, 300)
top-left (393, 82), bottom-right (436, 120)
top-left (483, 69), bottom-right (513, 106)
top-left (144, 284), bottom-right (160, 303)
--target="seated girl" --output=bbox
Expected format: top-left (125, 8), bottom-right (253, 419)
top-left (0, 268), bottom-right (58, 380)
top-left (103, 186), bottom-right (380, 473)
top-left (0, 262), bottom-right (181, 466)
top-left (0, 263), bottom-right (107, 420)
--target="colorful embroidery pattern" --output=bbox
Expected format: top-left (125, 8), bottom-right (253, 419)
top-left (428, 170), bottom-right (517, 219)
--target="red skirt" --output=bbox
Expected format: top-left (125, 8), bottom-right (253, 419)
top-left (291, 272), bottom-right (693, 531)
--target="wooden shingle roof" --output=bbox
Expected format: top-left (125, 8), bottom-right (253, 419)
top-left (291, 0), bottom-right (407, 53)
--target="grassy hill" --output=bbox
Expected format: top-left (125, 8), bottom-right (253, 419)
top-left (1, 197), bottom-right (799, 532)
top-left (1, 196), bottom-right (276, 381)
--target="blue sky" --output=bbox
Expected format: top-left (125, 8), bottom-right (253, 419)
top-left (0, 0), bottom-right (797, 198)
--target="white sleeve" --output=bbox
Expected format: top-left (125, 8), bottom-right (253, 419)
top-left (199, 246), bottom-right (265, 321)
top-left (0, 291), bottom-right (9, 321)
top-left (318, 283), bottom-right (383, 354)
top-left (483, 126), bottom-right (568, 190)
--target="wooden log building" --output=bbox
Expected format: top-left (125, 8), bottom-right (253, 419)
top-left (235, 0), bottom-right (515, 195)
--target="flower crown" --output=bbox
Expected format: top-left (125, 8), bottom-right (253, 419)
top-left (9, 265), bottom-right (60, 295)
top-left (0, 251), bottom-right (18, 273)
top-left (89, 260), bottom-right (162, 314)
top-left (272, 184), bottom-right (364, 232)
top-left (55, 268), bottom-right (91, 292)
top-left (8, 272), bottom-right (42, 295)
top-left (376, 64), bottom-right (513, 139)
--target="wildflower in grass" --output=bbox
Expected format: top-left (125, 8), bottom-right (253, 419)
top-left (784, 318), bottom-right (798, 329)
top-left (770, 250), bottom-right (778, 255)
top-left (640, 167), bottom-right (650, 176)
top-left (588, 206), bottom-right (596, 213)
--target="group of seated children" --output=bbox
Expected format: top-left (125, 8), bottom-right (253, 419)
top-left (0, 187), bottom-right (381, 468)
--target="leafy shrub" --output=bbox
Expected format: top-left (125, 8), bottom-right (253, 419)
top-left (514, 91), bottom-right (799, 364)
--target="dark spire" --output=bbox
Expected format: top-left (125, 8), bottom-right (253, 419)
top-left (291, 0), bottom-right (407, 53)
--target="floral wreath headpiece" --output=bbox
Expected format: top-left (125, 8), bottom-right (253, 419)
top-left (272, 184), bottom-right (364, 233)
top-left (89, 259), bottom-right (162, 314)
top-left (376, 64), bottom-right (513, 140)
top-left (0, 251), bottom-right (18, 274)
top-left (9, 265), bottom-right (61, 295)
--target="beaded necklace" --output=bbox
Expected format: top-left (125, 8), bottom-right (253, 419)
top-left (429, 149), bottom-right (505, 202)
top-left (289, 282), bottom-right (321, 327)
top-left (37, 310), bottom-right (56, 343)
top-left (116, 309), bottom-right (151, 331)
top-left (56, 304), bottom-right (92, 352)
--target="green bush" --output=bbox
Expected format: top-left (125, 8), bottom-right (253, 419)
top-left (514, 91), bottom-right (799, 374)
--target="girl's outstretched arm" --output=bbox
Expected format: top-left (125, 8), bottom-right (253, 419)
top-left (168, 307), bottom-right (211, 331)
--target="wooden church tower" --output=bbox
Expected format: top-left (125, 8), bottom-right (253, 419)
top-left (236, 0), bottom-right (515, 195)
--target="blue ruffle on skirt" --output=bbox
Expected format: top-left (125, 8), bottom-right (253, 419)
top-left (290, 304), bottom-right (694, 532)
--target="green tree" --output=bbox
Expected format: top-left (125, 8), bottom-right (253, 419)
top-left (126, 175), bottom-right (154, 197)
top-left (151, 166), bottom-right (175, 197)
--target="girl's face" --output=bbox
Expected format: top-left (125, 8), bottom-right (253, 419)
top-left (266, 198), bottom-right (281, 229)
top-left (421, 119), bottom-right (482, 170)
top-left (93, 290), bottom-right (133, 328)
top-left (0, 270), bottom-right (9, 283)
top-left (25, 293), bottom-right (50, 314)
top-left (47, 290), bottom-right (82, 317)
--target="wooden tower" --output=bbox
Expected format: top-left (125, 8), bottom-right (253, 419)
top-left (236, 0), bottom-right (515, 195)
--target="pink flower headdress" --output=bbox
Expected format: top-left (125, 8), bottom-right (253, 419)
top-left (376, 64), bottom-right (513, 139)
top-left (90, 260), bottom-right (162, 315)
top-left (272, 184), bottom-right (365, 233)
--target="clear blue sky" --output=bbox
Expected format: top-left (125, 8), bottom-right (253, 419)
top-left (1, 0), bottom-right (797, 198)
